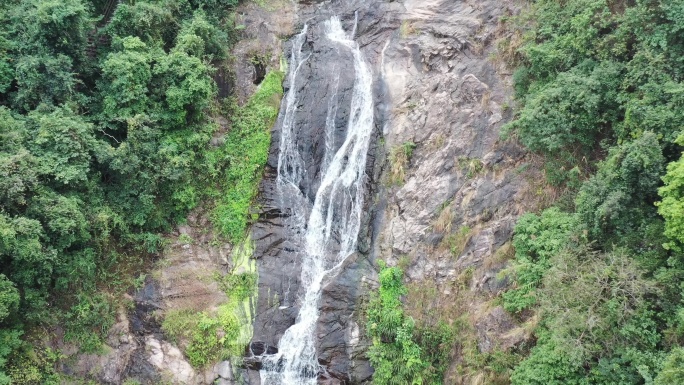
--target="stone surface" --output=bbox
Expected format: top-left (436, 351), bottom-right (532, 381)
top-left (476, 307), bottom-right (529, 354)
top-left (373, 0), bottom-right (536, 380)
top-left (215, 360), bottom-right (234, 380)
top-left (145, 336), bottom-right (199, 384)
top-left (63, 309), bottom-right (140, 385)
top-left (233, 0), bottom-right (297, 104)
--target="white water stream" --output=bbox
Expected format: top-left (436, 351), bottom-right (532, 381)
top-left (260, 15), bottom-right (374, 384)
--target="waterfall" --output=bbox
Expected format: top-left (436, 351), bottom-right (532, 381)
top-left (260, 15), bottom-right (374, 384)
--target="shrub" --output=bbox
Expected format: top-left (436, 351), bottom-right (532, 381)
top-left (502, 208), bottom-right (576, 313)
top-left (366, 265), bottom-right (455, 384)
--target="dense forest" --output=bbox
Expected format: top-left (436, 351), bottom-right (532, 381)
top-left (0, 0), bottom-right (283, 382)
top-left (500, 0), bottom-right (684, 383)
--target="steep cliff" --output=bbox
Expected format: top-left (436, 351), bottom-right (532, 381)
top-left (249, 0), bottom-right (534, 384)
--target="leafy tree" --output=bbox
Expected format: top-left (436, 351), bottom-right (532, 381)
top-left (655, 348), bottom-right (684, 385)
top-left (499, 0), bottom-right (684, 384)
top-left (26, 190), bottom-right (89, 251)
top-left (0, 328), bottom-right (22, 385)
top-left (0, 0), bottom-right (272, 380)
top-left (0, 275), bottom-right (19, 323)
top-left (657, 134), bottom-right (684, 252)
top-left (576, 132), bottom-right (665, 244)
top-left (510, 338), bottom-right (588, 385)
top-left (10, 0), bottom-right (92, 60)
top-left (503, 60), bottom-right (622, 155)
top-left (0, 21), bottom-right (14, 96)
top-left (105, 1), bottom-right (180, 49)
top-left (502, 207), bottom-right (577, 312)
top-left (26, 106), bottom-right (99, 185)
top-left (175, 10), bottom-right (227, 61)
top-left (152, 48), bottom-right (215, 128)
top-left (0, 108), bottom-right (36, 209)
top-left (5, 0), bottom-right (94, 110)
top-left (12, 54), bottom-right (78, 111)
top-left (511, 247), bottom-right (660, 385)
top-left (98, 37), bottom-right (156, 131)
top-left (0, 213), bottom-right (53, 320)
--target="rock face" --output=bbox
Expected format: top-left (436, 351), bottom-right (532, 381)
top-left (251, 0), bottom-right (533, 384)
top-left (375, 0), bottom-right (536, 382)
top-left (378, 0), bottom-right (525, 271)
top-left (61, 211), bottom-right (235, 385)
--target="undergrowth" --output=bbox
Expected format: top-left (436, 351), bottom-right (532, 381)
top-left (161, 239), bottom-right (257, 369)
top-left (210, 70), bottom-right (284, 242)
top-left (366, 264), bottom-right (455, 384)
top-left (388, 141), bottom-right (416, 185)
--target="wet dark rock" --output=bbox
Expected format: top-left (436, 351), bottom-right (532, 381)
top-left (250, 2), bottom-right (400, 383)
top-left (125, 349), bottom-right (162, 385)
top-left (253, 59), bottom-right (267, 85)
top-left (316, 253), bottom-right (375, 384)
top-left (249, 341), bottom-right (279, 356)
top-left (130, 278), bottom-right (163, 336)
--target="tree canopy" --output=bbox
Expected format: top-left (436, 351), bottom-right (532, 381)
top-left (501, 0), bottom-right (684, 383)
top-left (0, 0), bottom-right (263, 381)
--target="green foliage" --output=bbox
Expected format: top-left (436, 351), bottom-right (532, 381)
top-left (163, 237), bottom-right (258, 369)
top-left (0, 276), bottom-right (19, 323)
top-left (457, 157), bottom-right (485, 179)
top-left (655, 348), bottom-right (684, 385)
top-left (367, 265), bottom-right (455, 385)
top-left (577, 132), bottom-right (665, 244)
top-left (442, 225), bottom-right (472, 257)
top-left (162, 267), bottom-right (256, 369)
top-left (212, 70), bottom-right (283, 242)
top-left (13, 54), bottom-right (80, 111)
top-left (503, 60), bottom-right (622, 155)
top-left (161, 308), bottom-right (196, 344)
top-left (388, 142), bottom-right (416, 185)
top-left (27, 106), bottom-right (98, 185)
top-left (185, 313), bottom-right (223, 367)
top-left (63, 293), bottom-right (115, 353)
top-left (105, 1), bottom-right (180, 48)
top-left (98, 37), bottom-right (156, 127)
top-left (510, 339), bottom-right (588, 385)
top-left (504, 0), bottom-right (684, 182)
top-left (504, 2), bottom-right (684, 383)
top-left (153, 48), bottom-right (216, 128)
top-left (217, 272), bottom-right (257, 302)
top-left (0, 0), bottom-right (266, 378)
top-left (175, 10), bottom-right (228, 61)
top-left (0, 329), bottom-right (23, 385)
top-left (502, 208), bottom-right (576, 313)
top-left (6, 0), bottom-right (93, 111)
top-left (538, 248), bottom-right (658, 362)
top-left (105, 0), bottom-right (238, 51)
top-left (511, 247), bottom-right (661, 385)
top-left (657, 134), bottom-right (684, 252)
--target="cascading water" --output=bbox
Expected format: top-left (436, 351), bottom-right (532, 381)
top-left (260, 15), bottom-right (374, 384)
